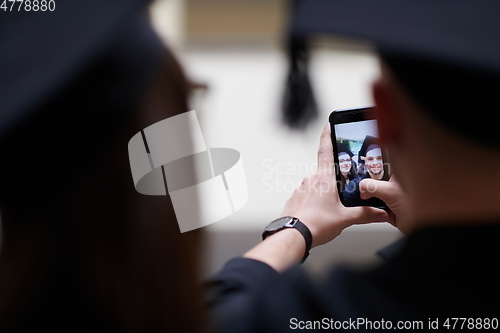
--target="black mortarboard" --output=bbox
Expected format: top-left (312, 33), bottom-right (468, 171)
top-left (337, 142), bottom-right (353, 158)
top-left (0, 0), bottom-right (162, 140)
top-left (284, 0), bottom-right (500, 145)
top-left (358, 135), bottom-right (380, 163)
top-left (0, 0), bottom-right (165, 208)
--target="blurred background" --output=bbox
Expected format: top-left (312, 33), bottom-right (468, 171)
top-left (150, 0), bottom-right (403, 277)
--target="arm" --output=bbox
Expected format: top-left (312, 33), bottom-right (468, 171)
top-left (244, 124), bottom-right (389, 272)
top-left (207, 124), bottom-right (392, 332)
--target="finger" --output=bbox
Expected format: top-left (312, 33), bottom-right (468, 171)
top-left (386, 210), bottom-right (398, 228)
top-left (342, 206), bottom-right (389, 227)
top-left (317, 123), bottom-right (335, 175)
top-left (359, 178), bottom-right (397, 201)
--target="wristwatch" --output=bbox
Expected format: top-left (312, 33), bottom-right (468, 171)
top-left (262, 216), bottom-right (313, 264)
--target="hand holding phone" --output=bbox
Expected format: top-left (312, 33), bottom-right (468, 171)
top-left (358, 177), bottom-right (413, 234)
top-left (280, 123), bottom-right (389, 247)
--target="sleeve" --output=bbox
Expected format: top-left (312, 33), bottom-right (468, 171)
top-left (205, 257), bottom-right (341, 333)
top-left (205, 257), bottom-right (281, 333)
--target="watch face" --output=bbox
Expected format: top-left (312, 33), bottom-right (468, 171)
top-left (265, 217), bottom-right (293, 231)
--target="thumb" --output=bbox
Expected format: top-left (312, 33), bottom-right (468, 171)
top-left (343, 206), bottom-right (389, 227)
top-left (359, 178), bottom-right (396, 203)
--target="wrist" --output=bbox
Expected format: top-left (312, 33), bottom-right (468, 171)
top-left (244, 228), bottom-right (306, 272)
top-left (262, 216), bottom-right (312, 264)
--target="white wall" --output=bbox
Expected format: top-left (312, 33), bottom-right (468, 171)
top-left (181, 44), bottom-right (386, 232)
top-left (149, 2), bottom-right (403, 275)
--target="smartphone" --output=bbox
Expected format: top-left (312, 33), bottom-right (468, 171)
top-left (329, 107), bottom-right (389, 209)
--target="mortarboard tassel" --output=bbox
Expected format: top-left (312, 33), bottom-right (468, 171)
top-left (282, 37), bottom-right (318, 129)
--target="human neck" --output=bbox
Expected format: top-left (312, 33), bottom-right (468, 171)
top-left (392, 113), bottom-right (500, 230)
top-left (408, 167), bottom-right (500, 230)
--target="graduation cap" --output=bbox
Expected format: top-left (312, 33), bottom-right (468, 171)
top-left (357, 135), bottom-right (380, 163)
top-left (0, 0), bottom-right (162, 141)
top-left (283, 0), bottom-right (500, 145)
top-left (0, 0), bottom-right (165, 207)
top-left (337, 142), bottom-right (354, 158)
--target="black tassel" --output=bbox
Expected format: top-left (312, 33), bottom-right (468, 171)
top-left (282, 37), bottom-right (318, 129)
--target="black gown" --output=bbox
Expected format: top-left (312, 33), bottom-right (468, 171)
top-left (207, 223), bottom-right (500, 332)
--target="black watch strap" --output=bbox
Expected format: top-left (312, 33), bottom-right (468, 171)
top-left (262, 217), bottom-right (312, 264)
top-left (292, 219), bottom-right (312, 263)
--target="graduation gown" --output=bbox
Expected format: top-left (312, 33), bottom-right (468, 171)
top-left (342, 173), bottom-right (389, 208)
top-left (206, 223), bottom-right (500, 332)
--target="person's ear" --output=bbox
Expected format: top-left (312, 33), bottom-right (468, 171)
top-left (371, 76), bottom-right (402, 148)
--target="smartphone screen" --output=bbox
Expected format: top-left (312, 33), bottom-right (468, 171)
top-left (329, 107), bottom-right (389, 209)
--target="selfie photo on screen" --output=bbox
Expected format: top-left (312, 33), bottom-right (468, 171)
top-left (333, 117), bottom-right (390, 208)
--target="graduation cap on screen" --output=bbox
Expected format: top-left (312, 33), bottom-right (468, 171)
top-left (358, 135), bottom-right (380, 162)
top-left (337, 142), bottom-right (354, 158)
top-left (0, 0), bottom-right (161, 141)
top-left (283, 0), bottom-right (500, 144)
